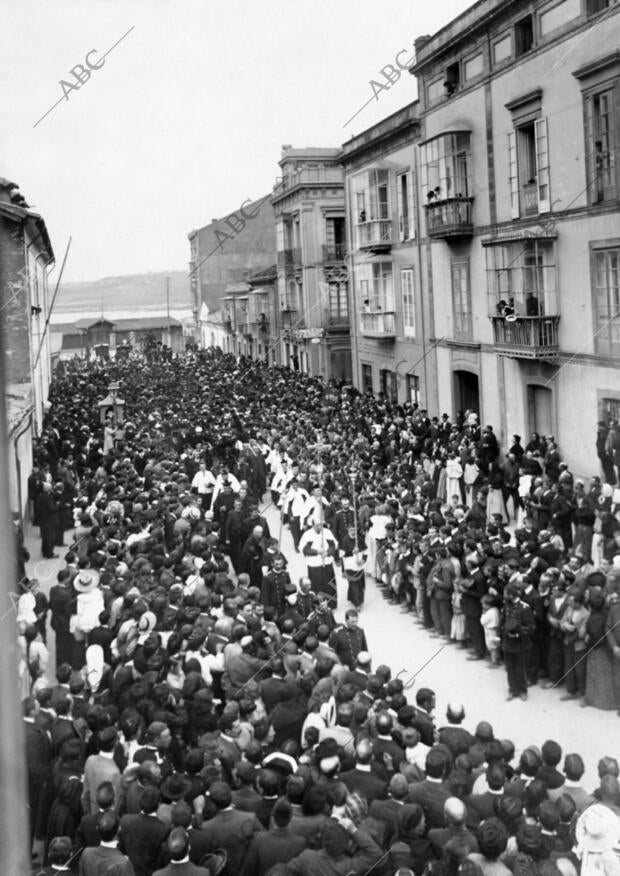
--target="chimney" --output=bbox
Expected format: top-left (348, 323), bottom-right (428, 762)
top-left (414, 35), bottom-right (431, 57)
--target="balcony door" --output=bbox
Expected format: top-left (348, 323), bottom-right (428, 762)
top-left (527, 385), bottom-right (553, 437)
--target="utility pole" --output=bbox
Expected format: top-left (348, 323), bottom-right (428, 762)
top-left (0, 297), bottom-right (30, 872)
top-left (166, 275), bottom-right (170, 346)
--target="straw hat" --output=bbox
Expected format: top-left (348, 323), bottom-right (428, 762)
top-left (575, 804), bottom-right (619, 853)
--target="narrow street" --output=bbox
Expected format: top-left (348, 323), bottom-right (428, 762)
top-left (24, 494), bottom-right (618, 794)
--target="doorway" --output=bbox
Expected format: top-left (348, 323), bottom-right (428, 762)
top-left (454, 370), bottom-right (479, 418)
top-left (527, 385), bottom-right (553, 437)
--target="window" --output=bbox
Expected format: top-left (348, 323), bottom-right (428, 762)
top-left (493, 35), bottom-right (512, 64)
top-left (358, 262), bottom-right (394, 311)
top-left (325, 217), bottom-right (346, 259)
top-left (352, 169), bottom-right (389, 222)
top-left (401, 269), bottom-right (416, 337)
top-left (328, 282), bottom-right (348, 320)
top-left (351, 169), bottom-right (393, 248)
top-left (515, 15), bottom-right (534, 56)
top-left (380, 369), bottom-right (398, 401)
top-left (451, 260), bottom-right (472, 339)
top-left (587, 0), bottom-right (610, 14)
top-left (445, 62), bottom-right (460, 96)
top-left (484, 240), bottom-right (558, 316)
top-left (585, 87), bottom-right (617, 202)
top-left (507, 117), bottom-right (550, 217)
top-left (407, 374), bottom-right (421, 406)
top-left (592, 246), bottom-right (620, 356)
top-left (427, 78), bottom-right (445, 102)
top-left (282, 279), bottom-right (300, 312)
top-left (601, 396), bottom-right (620, 423)
top-left (396, 171), bottom-right (415, 240)
top-left (421, 132), bottom-right (472, 202)
top-left (539, 0), bottom-right (580, 35)
top-left (361, 363), bottom-right (373, 394)
top-left (464, 53), bottom-right (484, 80)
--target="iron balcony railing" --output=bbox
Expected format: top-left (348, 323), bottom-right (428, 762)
top-left (277, 248), bottom-right (302, 268)
top-left (491, 315), bottom-right (560, 358)
top-left (356, 219), bottom-right (393, 250)
top-left (322, 244), bottom-right (347, 262)
top-left (360, 311), bottom-right (396, 338)
top-left (424, 196), bottom-right (474, 238)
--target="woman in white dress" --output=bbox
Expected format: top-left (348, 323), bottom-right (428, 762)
top-left (463, 454), bottom-right (480, 508)
top-left (445, 454), bottom-right (464, 506)
top-left (365, 503), bottom-right (392, 579)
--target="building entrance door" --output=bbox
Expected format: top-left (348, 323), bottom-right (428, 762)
top-left (454, 370), bottom-right (479, 418)
top-left (527, 385), bottom-right (553, 437)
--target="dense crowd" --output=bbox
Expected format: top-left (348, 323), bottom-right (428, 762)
top-left (16, 346), bottom-right (620, 876)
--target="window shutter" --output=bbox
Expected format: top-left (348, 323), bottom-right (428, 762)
top-left (396, 174), bottom-right (405, 240)
top-left (584, 94), bottom-right (595, 203)
top-left (508, 131), bottom-right (519, 218)
top-left (535, 117), bottom-right (551, 213)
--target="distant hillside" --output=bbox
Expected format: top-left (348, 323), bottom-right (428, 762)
top-left (56, 271), bottom-right (190, 313)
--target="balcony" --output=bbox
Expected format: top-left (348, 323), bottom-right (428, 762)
top-left (277, 248), bottom-right (302, 268)
top-left (236, 321), bottom-right (251, 337)
top-left (424, 196), bottom-right (474, 239)
top-left (276, 167), bottom-right (343, 191)
top-left (323, 309), bottom-right (349, 331)
top-left (491, 315), bottom-right (560, 359)
top-left (322, 244), bottom-right (347, 263)
top-left (360, 311), bottom-right (396, 339)
top-left (250, 317), bottom-right (270, 334)
top-left (522, 182), bottom-right (538, 217)
top-left (356, 220), bottom-right (393, 252)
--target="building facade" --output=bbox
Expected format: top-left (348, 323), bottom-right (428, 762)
top-left (188, 194), bottom-right (277, 330)
top-left (271, 148), bottom-right (352, 381)
top-left (0, 178), bottom-right (55, 515)
top-left (341, 102), bottom-right (433, 407)
top-left (406, 0), bottom-right (620, 475)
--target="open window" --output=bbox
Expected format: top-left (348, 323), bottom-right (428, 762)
top-left (515, 14), bottom-right (534, 56)
top-left (507, 117), bottom-right (550, 217)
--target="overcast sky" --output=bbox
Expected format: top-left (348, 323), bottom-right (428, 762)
top-left (1, 0), bottom-right (472, 282)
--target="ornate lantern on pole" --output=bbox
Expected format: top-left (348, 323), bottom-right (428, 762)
top-left (97, 381), bottom-right (125, 426)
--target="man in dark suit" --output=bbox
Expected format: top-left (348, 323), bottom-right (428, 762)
top-left (428, 797), bottom-right (479, 858)
top-left (465, 762), bottom-right (507, 826)
top-left (198, 781), bottom-right (263, 875)
top-left (50, 663), bottom-right (72, 709)
top-left (254, 770), bottom-right (280, 829)
top-left (119, 787), bottom-right (170, 876)
top-left (372, 711), bottom-right (405, 774)
top-left (231, 760), bottom-right (262, 814)
top-left (23, 696), bottom-right (52, 844)
top-left (259, 658), bottom-right (298, 713)
top-left (77, 780), bottom-right (116, 848)
top-left (502, 583), bottom-right (536, 701)
top-left (153, 827), bottom-right (211, 876)
top-left (80, 812), bottom-right (136, 875)
top-left (35, 482), bottom-right (59, 558)
top-left (410, 688), bottom-right (437, 747)
top-left (461, 556), bottom-right (488, 660)
top-left (240, 798), bottom-right (306, 876)
top-left (438, 703), bottom-right (474, 759)
top-left (536, 739), bottom-right (565, 790)
top-left (49, 570), bottom-right (74, 668)
top-left (340, 739), bottom-right (389, 803)
top-left (38, 835), bottom-right (74, 876)
top-left (406, 748), bottom-right (451, 830)
top-left (368, 773), bottom-right (409, 845)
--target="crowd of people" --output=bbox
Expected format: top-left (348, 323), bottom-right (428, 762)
top-left (16, 346), bottom-right (620, 876)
